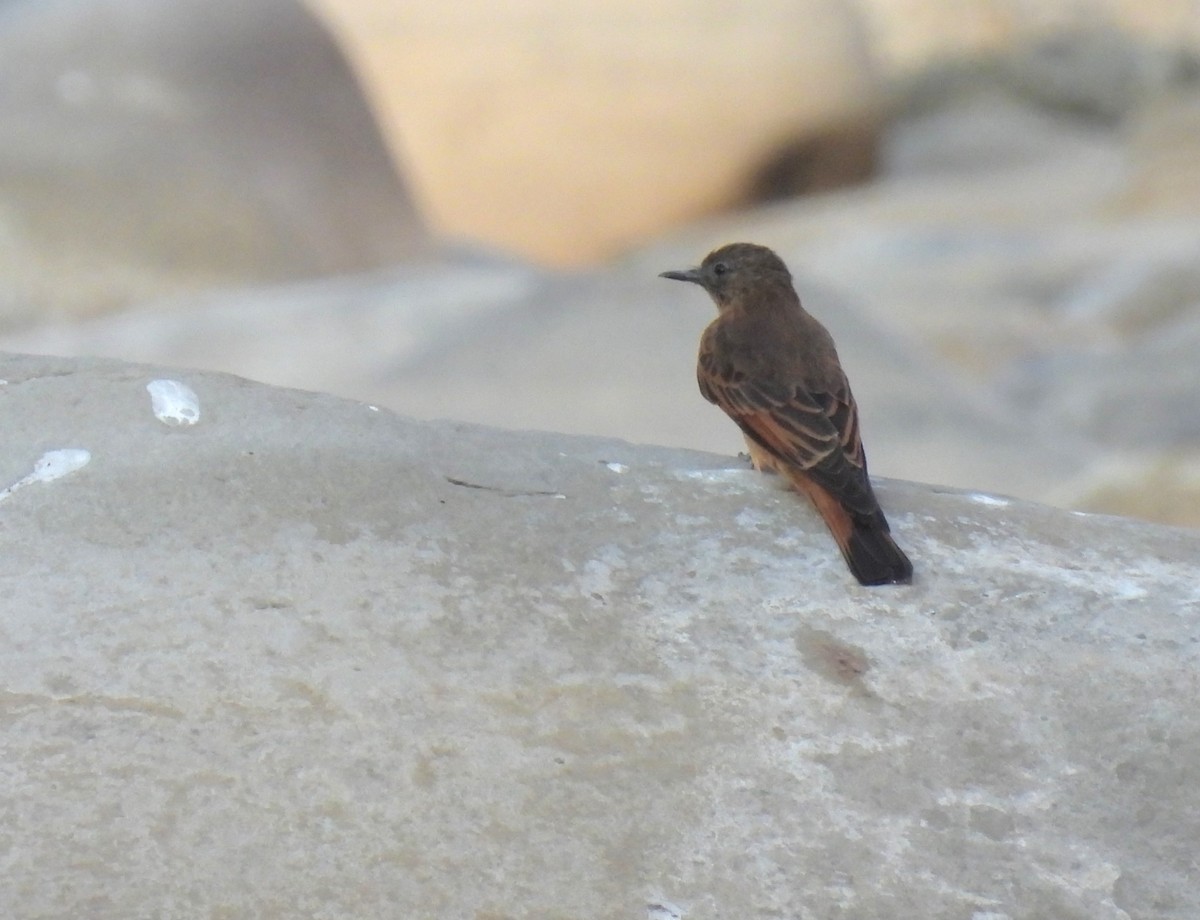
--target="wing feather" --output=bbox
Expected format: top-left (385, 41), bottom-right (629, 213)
top-left (698, 338), bottom-right (878, 519)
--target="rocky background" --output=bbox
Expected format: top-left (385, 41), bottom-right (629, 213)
top-left (3, 2), bottom-right (1200, 917)
top-left (3, 0), bottom-right (1199, 525)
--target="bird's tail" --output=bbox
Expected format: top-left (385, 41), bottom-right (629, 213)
top-left (794, 475), bottom-right (913, 586)
top-left (842, 515), bottom-right (913, 586)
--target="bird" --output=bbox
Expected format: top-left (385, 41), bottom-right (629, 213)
top-left (660, 242), bottom-right (913, 586)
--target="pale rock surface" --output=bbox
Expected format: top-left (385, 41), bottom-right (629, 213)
top-left (1, 353), bottom-right (1199, 918)
top-left (0, 255), bottom-right (543, 409)
top-left (0, 0), bottom-right (427, 326)
top-left (308, 0), bottom-right (880, 263)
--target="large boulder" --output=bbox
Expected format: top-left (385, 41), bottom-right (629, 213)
top-left (309, 0), bottom-right (880, 263)
top-left (2, 353), bottom-right (1196, 918)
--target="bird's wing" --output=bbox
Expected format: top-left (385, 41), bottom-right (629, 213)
top-left (698, 347), bottom-right (877, 518)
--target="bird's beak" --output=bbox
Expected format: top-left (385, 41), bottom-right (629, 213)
top-left (659, 267), bottom-right (702, 285)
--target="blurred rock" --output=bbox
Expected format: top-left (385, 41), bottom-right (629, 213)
top-left (632, 63), bottom-right (1200, 523)
top-left (1001, 307), bottom-right (1200, 449)
top-left (895, 27), bottom-right (1200, 123)
top-left (1116, 89), bottom-right (1200, 216)
top-left (0, 0), bottom-right (427, 328)
top-left (0, 254), bottom-right (541, 404)
top-left (2, 353), bottom-right (1198, 918)
top-left (1002, 28), bottom-right (1200, 121)
top-left (7, 23), bottom-right (1200, 526)
top-left (1075, 449), bottom-right (1200, 528)
top-left (0, 252), bottom-right (1096, 508)
top-left (309, 0), bottom-right (881, 264)
top-left (858, 2), bottom-right (1200, 75)
top-left (630, 93), bottom-right (1136, 376)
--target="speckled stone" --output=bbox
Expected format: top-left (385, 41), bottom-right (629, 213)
top-left (1, 353), bottom-right (1197, 919)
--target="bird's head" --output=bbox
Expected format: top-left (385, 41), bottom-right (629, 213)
top-left (659, 242), bottom-right (793, 311)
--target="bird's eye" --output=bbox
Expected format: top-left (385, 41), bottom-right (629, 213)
top-left (712, 262), bottom-right (728, 276)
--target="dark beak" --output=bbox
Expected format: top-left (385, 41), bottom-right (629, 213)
top-left (659, 267), bottom-right (702, 285)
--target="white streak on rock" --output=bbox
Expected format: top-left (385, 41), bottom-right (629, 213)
top-left (147, 379), bottom-right (200, 426)
top-left (604, 462), bottom-right (629, 473)
top-left (0, 449), bottom-right (91, 504)
top-left (969, 493), bottom-right (1010, 507)
top-left (31, 449), bottom-right (91, 482)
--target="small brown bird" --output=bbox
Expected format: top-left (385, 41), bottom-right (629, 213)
top-left (661, 242), bottom-right (913, 586)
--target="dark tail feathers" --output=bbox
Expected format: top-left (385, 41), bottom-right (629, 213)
top-left (843, 514), bottom-right (913, 586)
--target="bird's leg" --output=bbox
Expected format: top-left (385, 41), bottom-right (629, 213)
top-left (742, 437), bottom-right (781, 475)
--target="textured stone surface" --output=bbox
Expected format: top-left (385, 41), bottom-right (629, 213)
top-left (2, 353), bottom-right (1198, 918)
